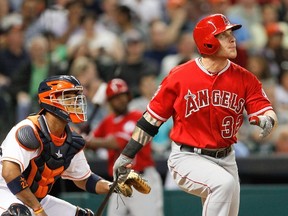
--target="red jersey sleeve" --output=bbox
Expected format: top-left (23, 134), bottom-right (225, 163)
top-left (243, 71), bottom-right (273, 116)
top-left (147, 67), bottom-right (180, 121)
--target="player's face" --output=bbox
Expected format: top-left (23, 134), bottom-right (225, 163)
top-left (215, 29), bottom-right (237, 59)
top-left (109, 93), bottom-right (129, 115)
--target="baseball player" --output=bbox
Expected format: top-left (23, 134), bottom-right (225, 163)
top-left (112, 14), bottom-right (278, 216)
top-left (0, 75), bottom-right (112, 216)
top-left (84, 78), bottom-right (163, 216)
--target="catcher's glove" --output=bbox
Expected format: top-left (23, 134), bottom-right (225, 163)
top-left (115, 170), bottom-right (151, 197)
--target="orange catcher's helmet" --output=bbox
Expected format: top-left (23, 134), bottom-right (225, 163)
top-left (38, 75), bottom-right (87, 123)
top-left (106, 78), bottom-right (130, 100)
top-left (193, 14), bottom-right (242, 55)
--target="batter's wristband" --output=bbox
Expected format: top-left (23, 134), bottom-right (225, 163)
top-left (122, 139), bottom-right (143, 158)
top-left (7, 174), bottom-right (29, 195)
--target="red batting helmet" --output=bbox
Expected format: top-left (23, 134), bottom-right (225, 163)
top-left (193, 14), bottom-right (242, 55)
top-left (106, 78), bottom-right (130, 100)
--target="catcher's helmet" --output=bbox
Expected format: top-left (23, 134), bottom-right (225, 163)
top-left (38, 75), bottom-right (87, 123)
top-left (1, 203), bottom-right (32, 216)
top-left (106, 78), bottom-right (130, 100)
top-left (193, 14), bottom-right (242, 55)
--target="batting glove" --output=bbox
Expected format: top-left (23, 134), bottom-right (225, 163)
top-left (249, 115), bottom-right (275, 138)
top-left (113, 154), bottom-right (133, 183)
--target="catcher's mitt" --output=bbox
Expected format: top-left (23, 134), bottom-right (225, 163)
top-left (115, 170), bottom-right (151, 197)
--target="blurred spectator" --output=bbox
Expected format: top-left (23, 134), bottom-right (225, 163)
top-left (10, 35), bottom-right (58, 122)
top-left (0, 20), bottom-right (30, 90)
top-left (0, 18), bottom-right (31, 140)
top-left (160, 31), bottom-right (199, 79)
top-left (9, 0), bottom-right (24, 12)
top-left (144, 17), bottom-right (186, 70)
top-left (119, 0), bottom-right (164, 27)
top-left (36, 0), bottom-right (83, 44)
top-left (277, 0), bottom-right (288, 23)
top-left (275, 70), bottom-right (288, 124)
top-left (35, 0), bottom-right (70, 37)
top-left (259, 22), bottom-right (288, 80)
top-left (97, 0), bottom-right (119, 32)
top-left (112, 4), bottom-right (144, 37)
top-left (246, 54), bottom-right (273, 82)
top-left (128, 73), bottom-right (158, 112)
top-left (226, 0), bottom-right (261, 50)
top-left (20, 0), bottom-right (45, 44)
top-left (1, 0), bottom-right (44, 45)
top-left (43, 30), bottom-right (69, 75)
top-left (0, 0), bottom-right (10, 21)
top-left (272, 124), bottom-right (288, 154)
top-left (81, 0), bottom-right (102, 14)
top-left (67, 11), bottom-right (124, 82)
top-left (114, 29), bottom-right (159, 98)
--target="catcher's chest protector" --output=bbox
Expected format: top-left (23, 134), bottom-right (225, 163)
top-left (23, 115), bottom-right (85, 199)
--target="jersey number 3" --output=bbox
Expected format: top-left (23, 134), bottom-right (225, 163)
top-left (221, 115), bottom-right (242, 138)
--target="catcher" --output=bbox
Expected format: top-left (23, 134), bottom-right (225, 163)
top-left (0, 75), bottom-right (149, 216)
top-left (84, 78), bottom-right (164, 216)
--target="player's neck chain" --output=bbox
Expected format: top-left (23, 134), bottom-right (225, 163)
top-left (199, 58), bottom-right (227, 75)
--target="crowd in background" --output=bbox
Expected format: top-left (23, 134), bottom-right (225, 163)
top-left (1, 0), bottom-right (288, 161)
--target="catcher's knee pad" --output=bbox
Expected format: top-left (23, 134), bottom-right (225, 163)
top-left (1, 203), bottom-right (32, 216)
top-left (75, 206), bottom-right (94, 216)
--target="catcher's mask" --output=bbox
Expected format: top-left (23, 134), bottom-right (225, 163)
top-left (193, 13), bottom-right (242, 55)
top-left (38, 75), bottom-right (87, 123)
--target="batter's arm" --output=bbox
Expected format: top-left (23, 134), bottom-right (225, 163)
top-left (2, 160), bottom-right (47, 215)
top-left (113, 112), bottom-right (163, 181)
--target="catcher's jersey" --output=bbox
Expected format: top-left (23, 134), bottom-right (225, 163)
top-left (0, 117), bottom-right (91, 194)
top-left (147, 58), bottom-right (273, 148)
top-left (93, 111), bottom-right (154, 177)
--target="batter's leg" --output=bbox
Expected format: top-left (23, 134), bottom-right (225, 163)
top-left (168, 144), bottom-right (239, 216)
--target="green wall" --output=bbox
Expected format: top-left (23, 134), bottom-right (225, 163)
top-left (60, 185), bottom-right (288, 216)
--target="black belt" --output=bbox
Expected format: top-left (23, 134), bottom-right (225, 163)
top-left (179, 144), bottom-right (232, 158)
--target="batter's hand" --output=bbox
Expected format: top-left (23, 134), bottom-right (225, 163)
top-left (113, 154), bottom-right (133, 183)
top-left (249, 115), bottom-right (275, 138)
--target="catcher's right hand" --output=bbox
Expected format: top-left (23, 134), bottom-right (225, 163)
top-left (114, 170), bottom-right (151, 197)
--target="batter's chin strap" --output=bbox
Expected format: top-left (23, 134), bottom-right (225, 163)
top-left (75, 206), bottom-right (94, 216)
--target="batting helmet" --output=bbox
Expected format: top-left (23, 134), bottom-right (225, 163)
top-left (106, 78), bottom-right (130, 100)
top-left (38, 75), bottom-right (87, 123)
top-left (1, 203), bottom-right (32, 216)
top-left (193, 14), bottom-right (242, 55)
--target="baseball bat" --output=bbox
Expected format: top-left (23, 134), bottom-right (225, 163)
top-left (95, 179), bottom-right (118, 216)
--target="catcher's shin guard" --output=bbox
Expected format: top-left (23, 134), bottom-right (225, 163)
top-left (1, 203), bottom-right (32, 216)
top-left (75, 206), bottom-right (94, 216)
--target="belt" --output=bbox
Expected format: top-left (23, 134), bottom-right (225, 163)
top-left (179, 144), bottom-right (232, 158)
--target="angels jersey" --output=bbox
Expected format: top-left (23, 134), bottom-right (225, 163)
top-left (93, 111), bottom-right (154, 177)
top-left (147, 58), bottom-right (273, 149)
